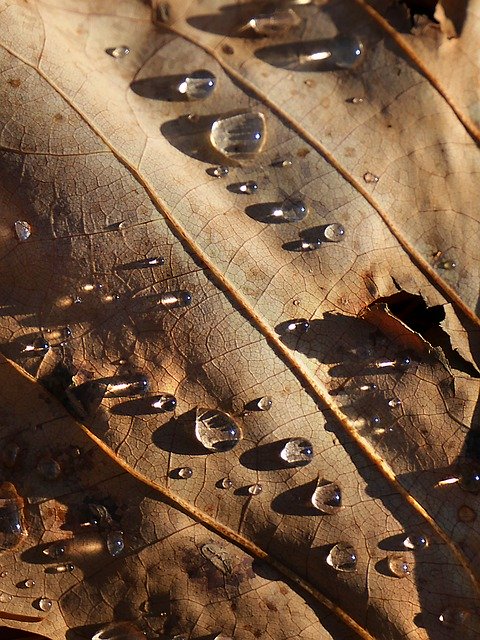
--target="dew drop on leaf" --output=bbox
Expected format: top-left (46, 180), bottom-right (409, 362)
top-left (284, 318), bottom-right (310, 334)
top-left (43, 542), bottom-right (67, 559)
top-left (311, 480), bottom-right (342, 514)
top-left (458, 464), bottom-right (480, 493)
top-left (0, 482), bottom-right (27, 551)
top-left (207, 165), bottom-right (229, 178)
top-left (22, 578), bottom-right (35, 588)
top-left (326, 542), bottom-right (357, 572)
top-left (195, 408), bottom-right (243, 451)
top-left (363, 172), bottom-right (379, 184)
top-left (105, 374), bottom-right (149, 398)
top-left (37, 597), bottom-right (53, 612)
top-left (158, 290), bottom-right (192, 309)
top-left (256, 395), bottom-right (272, 411)
top-left (177, 69), bottom-right (216, 100)
top-left (92, 621), bottom-right (144, 640)
top-left (261, 198), bottom-right (308, 222)
top-left (177, 467), bottom-right (193, 479)
top-left (243, 8), bottom-right (300, 36)
top-left (388, 397), bottom-right (402, 408)
top-left (106, 531), bottom-right (124, 557)
top-left (0, 592), bottom-right (12, 602)
top-left (210, 111), bottom-right (266, 159)
top-left (280, 438), bottom-right (314, 465)
top-left (403, 533), bottom-right (428, 550)
top-left (248, 483), bottom-right (263, 496)
top-left (439, 259), bottom-right (457, 270)
top-left (22, 336), bottom-right (49, 356)
top-left (438, 606), bottom-right (472, 628)
top-left (323, 223), bottom-right (345, 242)
top-left (106, 46), bottom-right (130, 58)
top-left (387, 556), bottom-right (410, 578)
top-left (220, 477), bottom-right (233, 489)
top-left (14, 220), bottom-right (32, 241)
top-left (299, 239), bottom-right (322, 251)
top-left (47, 563), bottom-right (75, 574)
top-left (230, 180), bottom-right (258, 194)
top-left (151, 394), bottom-right (177, 412)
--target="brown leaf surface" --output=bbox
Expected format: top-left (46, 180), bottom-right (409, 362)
top-left (0, 1), bottom-right (480, 639)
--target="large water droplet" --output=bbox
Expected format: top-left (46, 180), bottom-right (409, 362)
top-left (326, 543), bottom-right (357, 572)
top-left (14, 220), bottom-right (32, 241)
top-left (311, 480), bottom-right (341, 514)
top-left (323, 223), bottom-right (345, 242)
top-left (37, 597), bottom-right (53, 612)
top-left (195, 408), bottom-right (243, 451)
top-left (256, 395), bottom-right (272, 411)
top-left (106, 46), bottom-right (130, 58)
top-left (374, 353), bottom-right (413, 371)
top-left (92, 621), bottom-right (144, 640)
top-left (438, 606), bottom-right (472, 628)
top-left (387, 556), bottom-right (410, 578)
top-left (210, 111), bottom-right (266, 159)
top-left (403, 533), bottom-right (428, 550)
top-left (258, 36), bottom-right (364, 71)
top-left (43, 541), bottom-right (67, 559)
top-left (260, 198), bottom-right (308, 222)
top-left (105, 374), bottom-right (149, 398)
top-left (151, 394), bottom-right (177, 412)
top-left (280, 438), bottom-right (313, 466)
top-left (106, 531), bottom-right (124, 557)
top-left (220, 477), bottom-right (233, 489)
top-left (22, 578), bottom-right (35, 588)
top-left (243, 8), bottom-right (301, 36)
top-left (177, 70), bottom-right (216, 100)
top-left (0, 483), bottom-right (27, 551)
top-left (85, 503), bottom-right (113, 528)
top-left (158, 290), bottom-right (192, 309)
top-left (363, 171), bottom-right (379, 184)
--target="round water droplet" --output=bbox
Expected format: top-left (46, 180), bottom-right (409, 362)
top-left (37, 457), bottom-right (61, 480)
top-left (106, 46), bottom-right (130, 58)
top-left (14, 220), bottom-right (32, 241)
top-left (106, 374), bottom-right (149, 398)
top-left (323, 223), bottom-right (345, 242)
top-left (221, 477), bottom-right (233, 489)
top-left (106, 531), bottom-right (124, 557)
top-left (231, 180), bottom-right (258, 194)
top-left (284, 319), bottom-right (310, 334)
top-left (439, 606), bottom-right (471, 628)
top-left (403, 533), bottom-right (428, 550)
top-left (151, 394), bottom-right (177, 412)
top-left (158, 290), bottom-right (192, 309)
top-left (177, 69), bottom-right (216, 100)
top-left (207, 165), bottom-right (229, 178)
top-left (0, 571), bottom-right (7, 578)
top-left (387, 556), bottom-right (410, 578)
top-left (311, 481), bottom-right (341, 514)
top-left (22, 579), bottom-right (35, 588)
top-left (256, 395), bottom-right (272, 411)
top-left (0, 482), bottom-right (27, 552)
top-left (326, 543), bottom-right (357, 572)
top-left (248, 483), bottom-right (263, 496)
top-left (272, 159), bottom-right (292, 167)
top-left (458, 465), bottom-right (480, 493)
top-left (244, 8), bottom-right (301, 36)
top-left (363, 172), bottom-right (379, 184)
top-left (210, 111), bottom-right (266, 159)
top-left (38, 597), bottom-right (53, 612)
top-left (0, 592), bottom-right (12, 603)
top-left (92, 621), bottom-right (144, 640)
top-left (178, 467), bottom-right (193, 479)
top-left (439, 259), bottom-right (457, 270)
top-left (195, 408), bottom-right (243, 452)
top-left (280, 438), bottom-right (313, 466)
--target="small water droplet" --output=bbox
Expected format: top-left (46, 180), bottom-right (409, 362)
top-left (280, 438), bottom-right (313, 465)
top-left (0, 592), bottom-right (12, 603)
top-left (458, 464), bottom-right (480, 493)
top-left (248, 483), bottom-right (263, 496)
top-left (22, 336), bottom-right (49, 356)
top-left (210, 111), bottom-right (266, 159)
top-left (86, 503), bottom-right (113, 528)
top-left (207, 165), bottom-right (229, 178)
top-left (358, 383), bottom-right (378, 393)
top-left (348, 96), bottom-right (364, 104)
top-left (370, 415), bottom-right (382, 428)
top-left (284, 318), bottom-right (310, 334)
top-left (102, 292), bottom-right (120, 303)
top-left (243, 8), bottom-right (301, 36)
top-left (106, 46), bottom-right (130, 58)
top-left (47, 563), bottom-right (75, 574)
top-left (439, 259), bottom-right (457, 270)
top-left (256, 395), bottom-right (272, 411)
top-left (82, 283), bottom-right (96, 292)
top-left (43, 542), bottom-right (67, 559)
top-left (158, 290), bottom-right (192, 309)
top-left (323, 223), bottom-right (345, 242)
top-left (177, 69), bottom-right (216, 100)
top-left (263, 198), bottom-right (308, 222)
top-left (0, 571), bottom-right (7, 578)
top-left (0, 482), bottom-right (27, 551)
top-left (22, 579), bottom-right (35, 588)
top-left (106, 531), bottom-right (124, 557)
top-left (272, 159), bottom-right (292, 167)
top-left (363, 172), bottom-right (379, 184)
top-left (37, 597), bottom-right (53, 612)
top-left (299, 239), bottom-right (322, 251)
top-left (92, 622), bottom-right (144, 640)
top-left (403, 533), bottom-right (428, 550)
top-left (439, 606), bottom-right (471, 628)
top-left (1, 442), bottom-right (20, 468)
top-left (178, 467), bottom-right (193, 479)
top-left (326, 543), bottom-right (357, 572)
top-left (375, 353), bottom-right (413, 371)
top-left (37, 457), bottom-right (62, 480)
top-left (387, 556), bottom-right (410, 578)
top-left (261, 36), bottom-right (364, 71)
top-left (151, 394), bottom-right (177, 412)
top-left (230, 180), bottom-right (258, 194)
top-left (195, 408), bottom-right (243, 452)
top-left (105, 374), bottom-right (149, 398)
top-left (14, 220), bottom-right (32, 241)
top-left (311, 480), bottom-right (341, 514)
top-left (388, 397), bottom-right (402, 408)
top-left (221, 477), bottom-right (233, 489)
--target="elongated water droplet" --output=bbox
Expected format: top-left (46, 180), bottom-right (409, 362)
top-left (284, 319), bottom-right (310, 334)
top-left (280, 438), bottom-right (313, 466)
top-left (326, 543), bottom-right (357, 572)
top-left (22, 578), bottom-right (35, 588)
top-left (178, 467), bottom-right (193, 479)
top-left (195, 408), bottom-right (243, 452)
top-left (221, 477), bottom-right (233, 489)
top-left (439, 259), bottom-right (457, 270)
top-left (37, 457), bottom-right (61, 480)
top-left (358, 383), bottom-right (378, 393)
top-left (259, 36), bottom-right (364, 71)
top-left (151, 394), bottom-right (177, 412)
top-left (248, 483), bottom-right (263, 496)
top-left (47, 563), bottom-right (75, 574)
top-left (256, 395), bottom-right (272, 411)
top-left (244, 8), bottom-right (301, 36)
top-left (106, 374), bottom-right (149, 398)
top-left (263, 198), bottom-right (308, 222)
top-left (38, 597), bottom-right (53, 612)
top-left (177, 69), bottom-right (216, 100)
top-left (207, 165), bottom-right (229, 178)
top-left (210, 111), bottom-right (266, 159)
top-left (0, 483), bottom-right (27, 551)
top-left (439, 607), bottom-right (472, 628)
top-left (43, 542), bottom-right (67, 559)
top-left (387, 556), bottom-right (410, 578)
top-left (92, 622), bottom-right (144, 640)
top-left (86, 503), bottom-right (113, 528)
top-left (106, 531), bottom-right (124, 557)
top-left (230, 180), bottom-right (258, 194)
top-left (348, 96), bottom-right (364, 104)
top-left (299, 239), bottom-right (322, 251)
top-left (363, 171), bottom-right (379, 184)
top-left (323, 223), bottom-right (345, 242)
top-left (158, 290), bottom-right (192, 309)
top-left (403, 533), bottom-right (428, 550)
top-left (311, 480), bottom-right (341, 514)
top-left (14, 220), bottom-right (32, 241)
top-left (375, 353), bottom-right (413, 370)
top-left (106, 46), bottom-right (130, 58)
top-left (22, 336), bottom-right (49, 355)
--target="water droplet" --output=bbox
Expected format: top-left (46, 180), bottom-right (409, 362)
top-left (272, 159), bottom-right (292, 167)
top-left (363, 172), bottom-right (379, 184)
top-left (151, 394), bottom-right (177, 412)
top-left (323, 223), bottom-right (345, 242)
top-left (105, 374), bottom-right (149, 398)
top-left (221, 477), bottom-right (233, 489)
top-left (22, 579), bottom-right (35, 588)
top-left (403, 533), bottom-right (428, 550)
top-left (82, 283), bottom-right (96, 292)
top-left (14, 220), bottom-right (32, 241)
top-left (47, 563), bottom-right (75, 574)
top-left (106, 531), bottom-right (124, 557)
top-left (284, 319), bottom-right (310, 334)
top-left (458, 464), bottom-right (480, 493)
top-left (92, 622), bottom-right (144, 640)
top-left (1, 442), bottom-right (20, 468)
top-left (126, 257), bottom-right (165, 269)
top-left (298, 239), bottom-right (322, 251)
top-left (178, 467), bottom-right (193, 479)
top-left (388, 397), bottom-right (402, 408)
top-left (262, 198), bottom-right (308, 222)
top-left (243, 8), bottom-right (301, 36)
top-left (22, 336), bottom-right (49, 356)
top-left (375, 353), bottom-right (413, 370)
top-left (43, 542), bottom-right (67, 559)
top-left (106, 46), bottom-right (130, 58)
top-left (102, 292), bottom-right (120, 303)
top-left (45, 326), bottom-right (72, 343)
top-left (0, 592), bottom-right (12, 602)
top-left (256, 395), bottom-right (272, 411)
top-left (0, 571), bottom-right (7, 578)
top-left (370, 415), bottom-right (382, 428)
top-left (85, 503), bottom-right (113, 528)
top-left (230, 180), bottom-right (258, 194)
top-left (195, 408), bottom-right (243, 452)
top-left (248, 483), bottom-right (263, 496)
top-left (280, 438), bottom-right (313, 466)
top-left (348, 96), bottom-right (364, 104)
top-left (260, 36), bottom-right (364, 71)
top-left (358, 383), bottom-right (378, 393)
top-left (326, 543), bottom-right (357, 572)
top-left (177, 69), bottom-right (216, 100)
top-left (207, 165), bottom-right (229, 178)
top-left (37, 457), bottom-right (61, 480)
top-left (210, 111), bottom-right (266, 159)
top-left (0, 483), bottom-right (27, 551)
top-left (311, 480), bottom-right (341, 514)
top-left (213, 635), bottom-right (233, 640)
top-left (439, 606), bottom-right (471, 628)
top-left (38, 597), bottom-right (53, 612)
top-left (158, 290), bottom-right (192, 309)
top-left (387, 556), bottom-right (410, 578)
top-left (439, 259), bottom-right (457, 270)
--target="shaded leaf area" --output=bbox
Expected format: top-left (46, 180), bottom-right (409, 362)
top-left (0, 361), bottom-right (351, 640)
top-left (0, 1), bottom-right (479, 640)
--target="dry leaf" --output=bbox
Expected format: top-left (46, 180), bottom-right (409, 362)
top-left (0, 1), bottom-right (480, 639)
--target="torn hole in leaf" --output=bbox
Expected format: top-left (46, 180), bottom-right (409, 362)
top-left (360, 291), bottom-right (479, 377)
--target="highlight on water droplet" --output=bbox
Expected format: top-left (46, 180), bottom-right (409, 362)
top-left (323, 223), bottom-right (345, 242)
top-left (46, 563), bottom-right (75, 574)
top-left (228, 180), bottom-right (259, 194)
top-left (14, 220), bottom-right (32, 241)
top-left (387, 397), bottom-right (401, 408)
top-left (22, 578), bottom-right (35, 588)
top-left (177, 69), bottom-right (216, 100)
top-left (210, 111), bottom-right (266, 159)
top-left (242, 8), bottom-right (301, 37)
top-left (177, 466), bottom-right (193, 479)
top-left (106, 531), bottom-right (124, 557)
top-left (207, 165), bottom-right (229, 178)
top-left (280, 438), bottom-right (313, 466)
top-left (21, 336), bottom-right (49, 356)
top-left (150, 394), bottom-right (177, 412)
top-left (37, 597), bottom-right (53, 612)
top-left (403, 533), bottom-right (428, 550)
top-left (347, 96), bottom-right (364, 104)
top-left (363, 171), bottom-right (379, 184)
top-left (43, 542), bottom-right (67, 560)
top-left (387, 555), bottom-right (410, 578)
top-left (220, 477), bottom-right (233, 489)
top-left (326, 542), bottom-right (357, 572)
top-left (106, 46), bottom-right (130, 58)
top-left (258, 198), bottom-right (308, 223)
top-left (0, 482), bottom-right (28, 551)
top-left (272, 158), bottom-right (292, 168)
top-left (92, 621), bottom-right (145, 640)
top-left (105, 374), bottom-right (149, 398)
top-left (158, 290), bottom-right (192, 309)
top-left (374, 352), bottom-right (413, 371)
top-left (284, 318), bottom-right (310, 335)
top-left (256, 395), bottom-right (272, 411)
top-left (195, 408), bottom-right (243, 452)
top-left (248, 483), bottom-right (263, 496)
top-left (311, 479), bottom-right (342, 514)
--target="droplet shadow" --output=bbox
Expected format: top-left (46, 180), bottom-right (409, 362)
top-left (110, 396), bottom-right (175, 417)
top-left (240, 439), bottom-right (307, 471)
top-left (131, 74), bottom-right (197, 101)
top-left (161, 115), bottom-right (230, 165)
top-left (271, 478), bottom-right (321, 516)
top-left (245, 202), bottom-right (288, 224)
top-left (151, 409), bottom-right (207, 456)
